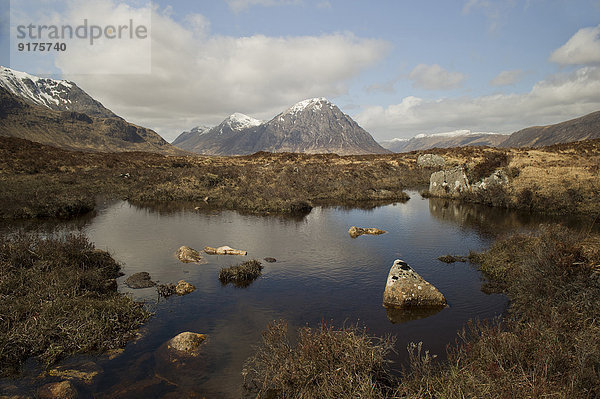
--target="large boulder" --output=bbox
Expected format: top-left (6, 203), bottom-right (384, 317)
top-left (204, 246), bottom-right (247, 256)
top-left (176, 246), bottom-right (206, 263)
top-left (429, 166), bottom-right (470, 197)
top-left (383, 260), bottom-right (447, 309)
top-left (348, 226), bottom-right (387, 238)
top-left (417, 154), bottom-right (445, 168)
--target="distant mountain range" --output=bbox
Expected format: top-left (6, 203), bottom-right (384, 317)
top-left (0, 67), bottom-right (180, 154)
top-left (380, 130), bottom-right (508, 153)
top-left (381, 110), bottom-right (600, 152)
top-left (173, 98), bottom-right (389, 155)
top-left (501, 110), bottom-right (600, 148)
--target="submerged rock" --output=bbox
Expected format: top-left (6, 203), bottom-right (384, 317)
top-left (348, 226), bottom-right (387, 238)
top-left (383, 260), bottom-right (447, 309)
top-left (48, 361), bottom-right (102, 385)
top-left (263, 257), bottom-right (277, 263)
top-left (154, 332), bottom-right (209, 385)
top-left (204, 245), bottom-right (247, 256)
top-left (167, 332), bottom-right (207, 355)
top-left (125, 272), bottom-right (155, 289)
top-left (38, 381), bottom-right (78, 399)
top-left (429, 166), bottom-right (470, 197)
top-left (417, 154), bottom-right (445, 168)
top-left (176, 246), bottom-right (206, 263)
top-left (175, 280), bottom-right (196, 295)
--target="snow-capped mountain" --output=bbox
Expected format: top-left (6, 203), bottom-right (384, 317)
top-left (0, 66), bottom-right (115, 118)
top-left (380, 130), bottom-right (508, 153)
top-left (0, 66), bottom-right (180, 154)
top-left (173, 98), bottom-right (389, 155)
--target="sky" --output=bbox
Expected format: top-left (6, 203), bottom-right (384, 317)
top-left (2, 0), bottom-right (600, 143)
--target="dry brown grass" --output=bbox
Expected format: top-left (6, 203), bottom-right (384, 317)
top-left (0, 137), bottom-right (427, 219)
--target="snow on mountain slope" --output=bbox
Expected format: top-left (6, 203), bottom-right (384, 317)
top-left (0, 66), bottom-right (115, 118)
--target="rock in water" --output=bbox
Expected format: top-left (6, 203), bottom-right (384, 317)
top-left (167, 332), bottom-right (207, 355)
top-left (204, 245), bottom-right (247, 256)
top-left (175, 280), bottom-right (195, 295)
top-left (429, 166), bottom-right (470, 197)
top-left (155, 332), bottom-right (209, 385)
top-left (38, 381), bottom-right (78, 399)
top-left (125, 272), bottom-right (155, 289)
top-left (348, 226), bottom-right (387, 238)
top-left (176, 246), bottom-right (206, 263)
top-left (383, 260), bottom-right (447, 309)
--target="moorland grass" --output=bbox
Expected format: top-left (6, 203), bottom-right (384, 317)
top-left (0, 231), bottom-right (150, 376)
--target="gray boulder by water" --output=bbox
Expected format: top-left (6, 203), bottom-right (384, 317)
top-left (470, 169), bottom-right (509, 193)
top-left (429, 166), bottom-right (470, 197)
top-left (383, 260), bottom-right (447, 309)
top-left (417, 154), bottom-right (445, 168)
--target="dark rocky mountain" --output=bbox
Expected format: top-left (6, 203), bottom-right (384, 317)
top-left (380, 131), bottom-right (508, 153)
top-left (0, 66), bottom-right (116, 118)
top-left (501, 110), bottom-right (600, 148)
top-left (0, 85), bottom-right (180, 154)
top-left (173, 98), bottom-right (390, 155)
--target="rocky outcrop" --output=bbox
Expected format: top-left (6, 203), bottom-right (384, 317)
top-left (429, 166), bottom-right (470, 197)
top-left (383, 260), bottom-right (447, 309)
top-left (176, 246), bottom-right (206, 263)
top-left (470, 169), bottom-right (509, 193)
top-left (124, 272), bottom-right (155, 289)
top-left (204, 246), bottom-right (247, 256)
top-left (348, 226), bottom-right (387, 238)
top-left (38, 381), bottom-right (78, 399)
top-left (417, 154), bottom-right (445, 168)
top-left (175, 280), bottom-right (196, 295)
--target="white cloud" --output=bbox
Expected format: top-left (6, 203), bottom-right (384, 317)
top-left (408, 64), bottom-right (466, 90)
top-left (54, 1), bottom-right (389, 141)
top-left (226, 0), bottom-right (302, 13)
top-left (356, 66), bottom-right (600, 140)
top-left (550, 24), bottom-right (600, 66)
top-left (490, 69), bottom-right (523, 86)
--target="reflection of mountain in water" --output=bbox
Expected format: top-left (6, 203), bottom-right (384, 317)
top-left (428, 197), bottom-right (592, 238)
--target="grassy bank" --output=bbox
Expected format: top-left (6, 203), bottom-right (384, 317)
top-left (243, 226), bottom-right (600, 398)
top-left (0, 137), bottom-right (429, 219)
top-left (425, 139), bottom-right (600, 215)
top-left (0, 231), bottom-right (150, 376)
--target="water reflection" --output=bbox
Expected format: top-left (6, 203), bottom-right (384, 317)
top-left (7, 192), bottom-right (583, 398)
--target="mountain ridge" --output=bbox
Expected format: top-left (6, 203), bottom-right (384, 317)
top-left (173, 98), bottom-right (389, 155)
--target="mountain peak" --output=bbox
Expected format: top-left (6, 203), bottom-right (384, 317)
top-left (0, 66), bottom-right (115, 118)
top-left (283, 97), bottom-right (333, 115)
top-left (224, 113), bottom-right (263, 130)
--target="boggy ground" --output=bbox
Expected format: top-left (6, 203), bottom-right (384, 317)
top-left (0, 137), bottom-right (430, 219)
top-left (2, 136), bottom-right (599, 220)
top-left (244, 225), bottom-right (600, 398)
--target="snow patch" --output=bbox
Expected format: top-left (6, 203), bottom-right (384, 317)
top-left (283, 97), bottom-right (332, 115)
top-left (415, 130), bottom-right (503, 139)
top-left (224, 112), bottom-right (263, 130)
top-left (0, 66), bottom-right (74, 109)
